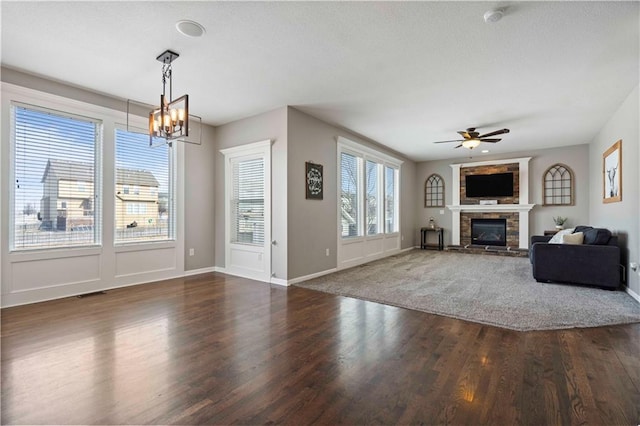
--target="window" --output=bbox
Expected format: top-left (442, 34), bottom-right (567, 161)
top-left (230, 157), bottom-right (265, 245)
top-left (366, 160), bottom-right (379, 235)
top-left (385, 166), bottom-right (399, 233)
top-left (11, 103), bottom-right (101, 250)
top-left (424, 174), bottom-right (444, 207)
top-left (115, 129), bottom-right (174, 243)
top-left (340, 152), bottom-right (360, 237)
top-left (543, 164), bottom-right (574, 206)
top-left (338, 141), bottom-right (401, 239)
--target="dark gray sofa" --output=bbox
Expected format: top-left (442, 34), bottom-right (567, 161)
top-left (529, 226), bottom-right (621, 289)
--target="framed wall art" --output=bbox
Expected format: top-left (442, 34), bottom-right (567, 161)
top-left (602, 139), bottom-right (622, 203)
top-left (305, 162), bottom-right (323, 200)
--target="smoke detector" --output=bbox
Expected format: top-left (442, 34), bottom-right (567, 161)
top-left (484, 9), bottom-right (504, 23)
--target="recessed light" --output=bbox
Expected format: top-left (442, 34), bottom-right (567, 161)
top-left (176, 20), bottom-right (206, 38)
top-left (481, 149), bottom-right (489, 153)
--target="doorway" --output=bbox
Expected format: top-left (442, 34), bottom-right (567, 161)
top-left (221, 140), bottom-right (272, 282)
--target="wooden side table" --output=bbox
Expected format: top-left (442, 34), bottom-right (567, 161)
top-left (421, 227), bottom-right (444, 251)
top-left (544, 230), bottom-right (560, 236)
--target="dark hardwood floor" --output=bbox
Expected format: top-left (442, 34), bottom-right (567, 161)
top-left (1, 273), bottom-right (639, 425)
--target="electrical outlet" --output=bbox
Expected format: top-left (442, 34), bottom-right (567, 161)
top-left (630, 262), bottom-right (638, 272)
top-left (189, 248), bottom-right (195, 256)
top-left (326, 248), bottom-right (330, 256)
top-left (440, 209), bottom-right (444, 214)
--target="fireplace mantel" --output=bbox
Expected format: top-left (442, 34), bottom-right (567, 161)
top-left (447, 157), bottom-right (535, 249)
top-left (448, 204), bottom-right (535, 213)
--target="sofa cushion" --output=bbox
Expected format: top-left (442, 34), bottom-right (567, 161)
top-left (549, 228), bottom-right (575, 244)
top-left (561, 231), bottom-right (584, 245)
top-left (583, 228), bottom-right (611, 245)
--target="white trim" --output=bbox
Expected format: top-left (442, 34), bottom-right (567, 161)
top-left (219, 139), bottom-right (272, 156)
top-left (212, 267), bottom-right (271, 284)
top-left (336, 137), bottom-right (403, 269)
top-left (1, 270), bottom-right (185, 308)
top-left (221, 140), bottom-right (272, 282)
top-left (337, 136), bottom-right (404, 166)
top-left (270, 277), bottom-right (289, 286)
top-left (453, 156), bottom-right (532, 169)
top-left (286, 268), bottom-right (338, 285)
top-left (183, 267), bottom-right (216, 277)
top-left (447, 204), bottom-right (535, 213)
top-left (626, 286), bottom-right (640, 303)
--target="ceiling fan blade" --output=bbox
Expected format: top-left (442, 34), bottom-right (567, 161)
top-left (466, 127), bottom-right (476, 132)
top-left (457, 131), bottom-right (470, 139)
top-left (478, 128), bottom-right (510, 138)
top-left (454, 144), bottom-right (463, 149)
top-left (479, 138), bottom-right (501, 142)
top-left (433, 139), bottom-right (465, 144)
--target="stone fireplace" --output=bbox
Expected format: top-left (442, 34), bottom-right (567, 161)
top-left (447, 157), bottom-right (535, 249)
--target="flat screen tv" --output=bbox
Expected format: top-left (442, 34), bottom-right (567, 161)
top-left (465, 172), bottom-right (514, 197)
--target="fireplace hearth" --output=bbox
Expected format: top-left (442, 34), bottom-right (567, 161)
top-left (471, 218), bottom-right (507, 246)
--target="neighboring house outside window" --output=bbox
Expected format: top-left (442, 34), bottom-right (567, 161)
top-left (114, 128), bottom-right (174, 243)
top-left (11, 104), bottom-right (101, 250)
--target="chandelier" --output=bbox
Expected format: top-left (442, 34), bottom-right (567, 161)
top-left (149, 49), bottom-right (189, 144)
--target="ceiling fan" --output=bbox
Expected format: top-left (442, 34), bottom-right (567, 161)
top-left (433, 127), bottom-right (510, 149)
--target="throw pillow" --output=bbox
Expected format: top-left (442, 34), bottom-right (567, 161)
top-left (573, 225), bottom-right (593, 234)
top-left (583, 228), bottom-right (612, 245)
top-left (561, 231), bottom-right (584, 245)
top-left (549, 228), bottom-right (575, 244)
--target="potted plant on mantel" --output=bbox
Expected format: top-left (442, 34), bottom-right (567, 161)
top-left (553, 216), bottom-right (568, 230)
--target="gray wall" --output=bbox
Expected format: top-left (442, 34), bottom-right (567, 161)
top-left (415, 144), bottom-right (590, 246)
top-left (286, 107), bottom-right (416, 280)
top-left (588, 85), bottom-right (639, 296)
top-left (214, 107), bottom-right (289, 279)
top-left (184, 125), bottom-right (216, 271)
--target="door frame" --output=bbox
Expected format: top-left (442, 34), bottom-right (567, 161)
top-left (220, 139), bottom-right (272, 282)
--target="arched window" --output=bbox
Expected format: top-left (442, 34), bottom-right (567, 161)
top-left (543, 164), bottom-right (574, 206)
top-left (424, 174), bottom-right (444, 207)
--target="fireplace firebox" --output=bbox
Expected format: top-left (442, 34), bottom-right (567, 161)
top-left (471, 218), bottom-right (507, 246)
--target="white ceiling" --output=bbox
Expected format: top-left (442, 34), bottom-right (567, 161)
top-left (2, 1), bottom-right (638, 161)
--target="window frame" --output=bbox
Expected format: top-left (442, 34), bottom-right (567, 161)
top-left (9, 101), bottom-right (103, 252)
top-left (337, 138), bottom-right (402, 241)
top-left (113, 124), bottom-right (177, 246)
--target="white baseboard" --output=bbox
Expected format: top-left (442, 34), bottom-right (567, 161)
top-left (626, 286), bottom-right (640, 303)
top-left (287, 268), bottom-right (338, 285)
top-left (183, 266), bottom-right (216, 277)
top-left (270, 277), bottom-right (289, 286)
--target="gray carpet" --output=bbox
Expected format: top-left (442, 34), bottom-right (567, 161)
top-left (295, 249), bottom-right (640, 331)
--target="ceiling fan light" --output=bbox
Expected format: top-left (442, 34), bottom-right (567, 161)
top-left (462, 139), bottom-right (481, 149)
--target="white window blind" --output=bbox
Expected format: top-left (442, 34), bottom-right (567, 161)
top-left (231, 157), bottom-right (264, 245)
top-left (340, 152), bottom-right (360, 237)
top-left (338, 140), bottom-right (401, 240)
top-left (115, 128), bottom-right (174, 243)
top-left (11, 103), bottom-right (101, 250)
